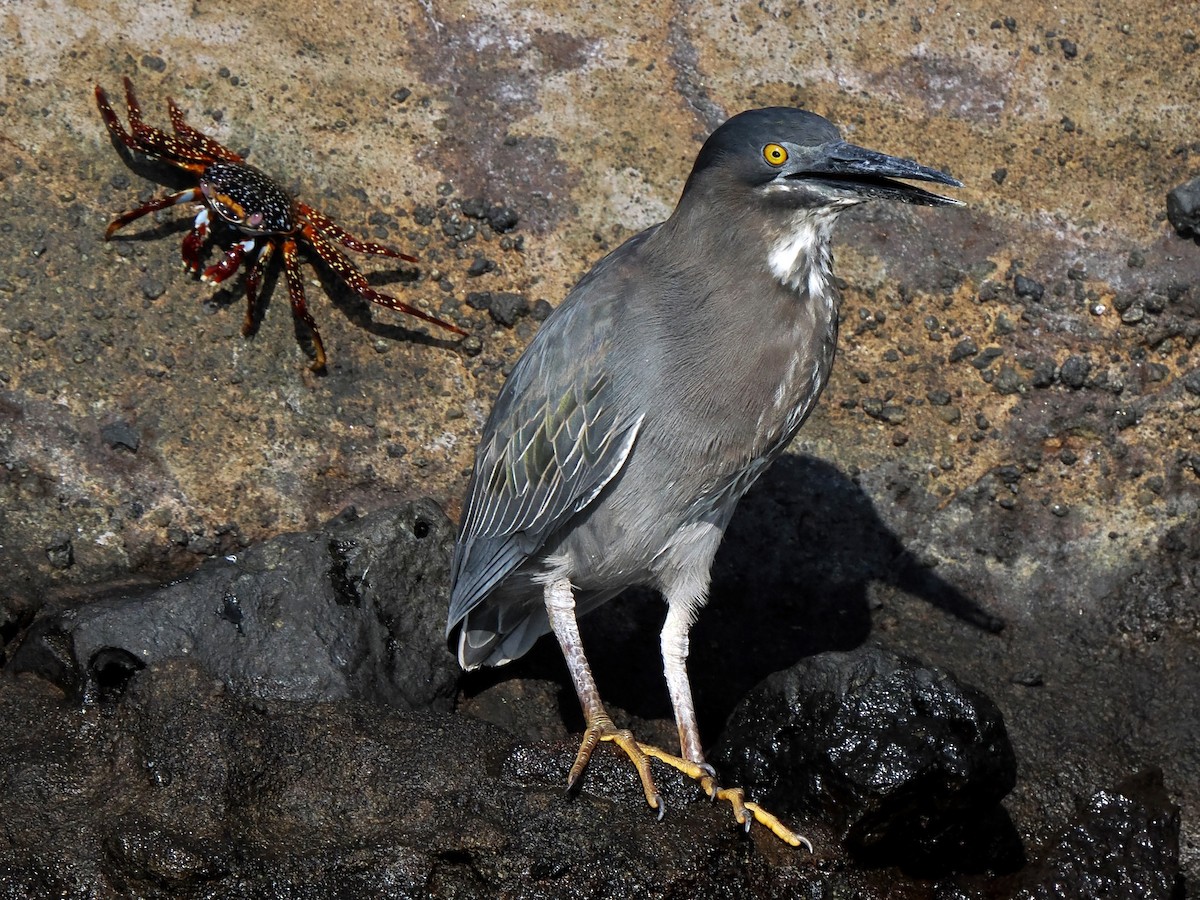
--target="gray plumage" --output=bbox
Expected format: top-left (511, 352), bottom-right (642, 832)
top-left (445, 106), bottom-right (960, 841)
top-left (448, 107), bottom-right (958, 667)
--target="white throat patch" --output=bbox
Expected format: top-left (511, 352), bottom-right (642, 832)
top-left (767, 210), bottom-right (840, 296)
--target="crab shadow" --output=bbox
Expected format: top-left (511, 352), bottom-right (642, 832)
top-left (482, 454), bottom-right (999, 738)
top-left (104, 222), bottom-right (460, 364)
top-left (312, 261), bottom-right (464, 354)
top-left (209, 251), bottom-right (456, 367)
top-left (101, 130), bottom-right (200, 193)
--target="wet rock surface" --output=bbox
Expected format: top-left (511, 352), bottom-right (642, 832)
top-left (8, 500), bottom-right (458, 711)
top-left (0, 661), bottom-right (823, 899)
top-left (2, 0), bottom-right (1199, 896)
top-left (0, 505), bottom-right (1186, 898)
top-left (712, 649), bottom-right (1018, 862)
top-left (1002, 769), bottom-right (1182, 900)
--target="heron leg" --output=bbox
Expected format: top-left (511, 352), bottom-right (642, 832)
top-left (656, 591), bottom-right (813, 850)
top-left (543, 577), bottom-right (663, 816)
top-left (543, 575), bottom-right (809, 848)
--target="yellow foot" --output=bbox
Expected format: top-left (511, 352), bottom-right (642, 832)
top-left (567, 716), bottom-right (664, 817)
top-left (639, 743), bottom-right (813, 851)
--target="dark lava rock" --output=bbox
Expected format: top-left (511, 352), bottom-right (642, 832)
top-left (992, 364), bottom-right (1025, 395)
top-left (460, 196), bottom-right (488, 219)
top-left (0, 660), bottom-right (820, 899)
top-left (44, 533), bottom-right (74, 570)
top-left (993, 465), bottom-right (1022, 485)
top-left (712, 648), bottom-right (1017, 860)
top-left (100, 420), bottom-right (140, 453)
top-left (1113, 406), bottom-right (1142, 430)
top-left (463, 290), bottom-right (528, 326)
top-left (1120, 304), bottom-right (1145, 325)
top-left (467, 253), bottom-right (496, 277)
top-left (1029, 357), bottom-right (1057, 388)
top-left (1004, 770), bottom-right (1180, 899)
top-left (1182, 368), bottom-right (1200, 396)
top-left (861, 398), bottom-right (907, 425)
top-left (488, 291), bottom-right (529, 327)
top-left (970, 347), bottom-right (1005, 370)
top-left (486, 204), bottom-right (519, 233)
top-left (465, 289), bottom-right (493, 310)
top-left (949, 338), bottom-right (979, 362)
top-left (8, 500), bottom-right (459, 712)
top-left (459, 197), bottom-right (519, 233)
top-left (1166, 176), bottom-right (1200, 237)
top-left (1013, 274), bottom-right (1045, 300)
top-left (1059, 355), bottom-right (1092, 388)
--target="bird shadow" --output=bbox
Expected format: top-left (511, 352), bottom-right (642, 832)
top-left (573, 454), bottom-right (1002, 737)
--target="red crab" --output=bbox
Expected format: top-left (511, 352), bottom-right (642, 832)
top-left (95, 77), bottom-right (466, 371)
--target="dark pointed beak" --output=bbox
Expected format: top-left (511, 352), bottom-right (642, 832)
top-left (798, 140), bottom-right (963, 206)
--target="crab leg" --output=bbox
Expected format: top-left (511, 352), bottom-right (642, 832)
top-left (104, 187), bottom-right (202, 241)
top-left (281, 237), bottom-right (327, 372)
top-left (180, 205), bottom-right (211, 273)
top-left (300, 224), bottom-right (465, 335)
top-left (297, 203), bottom-right (418, 262)
top-left (242, 241), bottom-right (275, 336)
top-left (201, 238), bottom-right (256, 285)
top-left (94, 79), bottom-right (209, 172)
top-left (167, 97), bottom-right (244, 164)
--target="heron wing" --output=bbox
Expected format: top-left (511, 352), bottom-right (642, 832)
top-left (447, 245), bottom-right (650, 633)
top-left (448, 367), bottom-right (642, 630)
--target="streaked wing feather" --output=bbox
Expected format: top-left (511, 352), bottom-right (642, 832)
top-left (448, 229), bottom-right (658, 634)
top-left (449, 372), bottom-right (642, 628)
top-left (448, 534), bottom-right (528, 627)
top-left (460, 369), bottom-right (633, 541)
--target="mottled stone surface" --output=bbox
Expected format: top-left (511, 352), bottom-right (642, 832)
top-left (1, 0), bottom-right (1198, 893)
top-left (8, 501), bottom-right (458, 711)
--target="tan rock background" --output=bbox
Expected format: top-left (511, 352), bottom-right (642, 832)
top-left (2, 1), bottom-right (1197, 584)
top-left (2, 0), bottom-right (1199, 876)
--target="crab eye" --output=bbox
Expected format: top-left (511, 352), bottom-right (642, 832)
top-left (763, 143), bottom-right (788, 166)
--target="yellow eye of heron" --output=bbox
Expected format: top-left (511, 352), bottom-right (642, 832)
top-left (762, 143), bottom-right (788, 166)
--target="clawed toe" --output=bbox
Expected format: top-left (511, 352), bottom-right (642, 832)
top-left (644, 750), bottom-right (812, 850)
top-left (568, 718), bottom-right (664, 814)
top-left (571, 731), bottom-right (812, 848)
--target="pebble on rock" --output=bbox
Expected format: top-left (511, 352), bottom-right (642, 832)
top-left (1059, 355), bottom-right (1092, 389)
top-left (713, 648), bottom-right (1017, 856)
top-left (1166, 177), bottom-right (1200, 237)
top-left (101, 421), bottom-right (141, 453)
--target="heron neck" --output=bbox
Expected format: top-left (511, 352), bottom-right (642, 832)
top-left (659, 182), bottom-right (841, 304)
